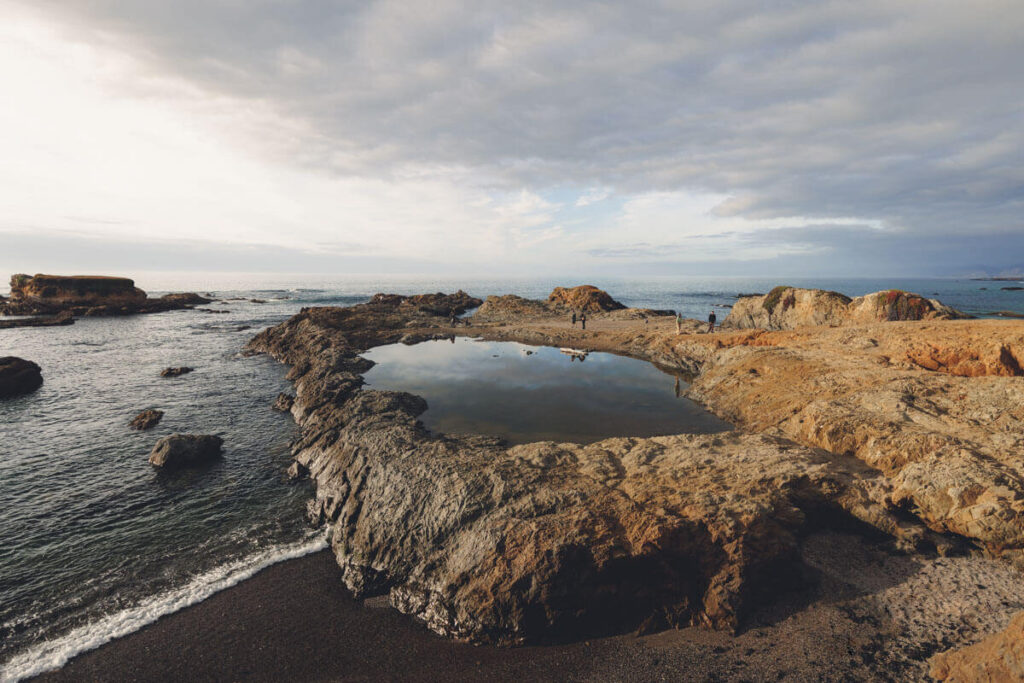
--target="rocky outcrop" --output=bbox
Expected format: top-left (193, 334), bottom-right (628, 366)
top-left (474, 295), bottom-right (554, 322)
top-left (148, 434), bottom-right (223, 468)
top-left (246, 293), bottom-right (924, 645)
top-left (929, 611), bottom-right (1024, 681)
top-left (0, 357), bottom-right (43, 398)
top-left (547, 285), bottom-right (626, 313)
top-left (160, 367), bottom-right (194, 378)
top-left (129, 409), bottom-right (164, 430)
top-left (273, 393), bottom-right (295, 412)
top-left (1, 274), bottom-right (211, 317)
top-left (0, 310), bottom-right (75, 329)
top-left (725, 287), bottom-right (969, 330)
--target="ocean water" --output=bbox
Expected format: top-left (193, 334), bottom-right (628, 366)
top-left (0, 274), bottom-right (1020, 680)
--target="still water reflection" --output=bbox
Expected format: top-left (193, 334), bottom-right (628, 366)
top-left (362, 338), bottom-right (732, 445)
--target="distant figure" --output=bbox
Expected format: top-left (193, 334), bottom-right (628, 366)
top-left (571, 311), bottom-right (577, 327)
top-left (449, 309), bottom-right (457, 327)
top-left (674, 376), bottom-right (681, 398)
top-left (707, 310), bottom-right (717, 333)
top-left (676, 312), bottom-right (683, 334)
top-left (580, 311), bottom-right (587, 330)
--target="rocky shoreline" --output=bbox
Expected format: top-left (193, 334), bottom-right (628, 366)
top-left (245, 285), bottom-right (1024, 677)
top-left (0, 274), bottom-right (211, 318)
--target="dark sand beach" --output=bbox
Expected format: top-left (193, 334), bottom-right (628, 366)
top-left (33, 530), bottom-right (1024, 682)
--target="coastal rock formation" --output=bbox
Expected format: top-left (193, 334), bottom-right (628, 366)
top-left (0, 310), bottom-right (75, 329)
top-left (247, 293), bottom-right (916, 644)
top-left (547, 285), bottom-right (626, 312)
top-left (129, 409), bottom-right (164, 430)
top-left (148, 434), bottom-right (223, 468)
top-left (273, 393), bottom-right (295, 412)
top-left (474, 295), bottom-right (554, 322)
top-left (725, 287), bottom-right (969, 330)
top-left (160, 367), bottom-right (194, 378)
top-left (930, 611), bottom-right (1024, 681)
top-left (0, 357), bottom-right (43, 399)
top-left (1, 274), bottom-right (211, 317)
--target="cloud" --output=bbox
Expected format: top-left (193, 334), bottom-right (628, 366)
top-left (2, 0), bottom-right (1023, 275)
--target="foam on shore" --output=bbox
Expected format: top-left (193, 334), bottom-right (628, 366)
top-left (1, 531), bottom-right (328, 683)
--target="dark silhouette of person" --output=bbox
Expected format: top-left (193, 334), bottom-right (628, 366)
top-left (707, 310), bottom-right (717, 333)
top-left (580, 311), bottom-right (587, 330)
top-left (571, 311), bottom-right (577, 327)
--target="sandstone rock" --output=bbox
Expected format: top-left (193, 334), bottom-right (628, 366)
top-left (159, 292), bottom-right (213, 306)
top-left (0, 357), bottom-right (43, 398)
top-left (1, 274), bottom-right (212, 316)
top-left (148, 434), bottom-right (223, 468)
top-left (547, 285), bottom-right (626, 312)
top-left (160, 367), bottom-right (194, 378)
top-left (929, 611), bottom-right (1024, 681)
top-left (286, 460), bottom-right (308, 480)
top-left (726, 287), bottom-right (970, 330)
top-left (473, 295), bottom-right (554, 322)
top-left (129, 409), bottom-right (164, 430)
top-left (273, 393), bottom-right (295, 412)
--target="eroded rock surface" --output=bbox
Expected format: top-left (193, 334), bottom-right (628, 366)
top-left (148, 434), bottom-right (223, 468)
top-left (0, 356), bottom-right (43, 399)
top-left (129, 409), bottom-right (164, 430)
top-left (930, 611), bottom-right (1024, 681)
top-left (1, 273), bottom-right (211, 317)
top-left (725, 286), bottom-right (969, 330)
top-left (547, 285), bottom-right (626, 312)
top-left (160, 367), bottom-right (194, 378)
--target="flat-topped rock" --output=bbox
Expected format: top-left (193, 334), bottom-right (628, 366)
top-left (1, 273), bottom-right (211, 317)
top-left (148, 434), bottom-right (223, 468)
top-left (0, 357), bottom-right (43, 399)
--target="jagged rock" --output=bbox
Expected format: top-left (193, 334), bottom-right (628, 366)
top-left (160, 367), bottom-right (194, 378)
top-left (0, 357), bottom-right (43, 398)
top-left (473, 295), bottom-right (554, 322)
top-left (273, 393), bottom-right (295, 412)
top-left (547, 285), bottom-right (626, 312)
top-left (1, 273), bottom-right (211, 316)
top-left (286, 460), bottom-right (308, 480)
top-left (930, 611), bottom-right (1024, 681)
top-left (148, 434), bottom-right (223, 468)
top-left (129, 409), bottom-right (164, 430)
top-left (726, 287), bottom-right (969, 330)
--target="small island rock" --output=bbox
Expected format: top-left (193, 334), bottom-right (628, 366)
top-left (0, 357), bottom-right (43, 399)
top-left (148, 434), bottom-right (223, 468)
top-left (160, 367), bottom-right (194, 378)
top-left (129, 409), bottom-right (164, 430)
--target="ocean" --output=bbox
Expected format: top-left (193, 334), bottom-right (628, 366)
top-left (1, 274), bottom-right (1020, 680)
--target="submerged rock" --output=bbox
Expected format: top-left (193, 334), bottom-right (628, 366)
top-left (160, 367), bottom-right (194, 378)
top-left (148, 434), bottom-right (223, 468)
top-left (129, 409), bottom-right (164, 430)
top-left (0, 357), bottom-right (43, 399)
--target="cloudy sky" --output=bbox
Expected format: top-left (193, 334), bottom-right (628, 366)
top-left (1, 0), bottom-right (1022, 277)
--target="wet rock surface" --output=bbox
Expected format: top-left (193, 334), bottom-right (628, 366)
top-left (0, 356), bottom-right (43, 399)
top-left (129, 409), bottom-right (164, 430)
top-left (148, 434), bottom-right (223, 468)
top-left (0, 273), bottom-right (211, 317)
top-left (246, 287), bottom-right (1024, 672)
top-left (160, 367), bottom-right (194, 378)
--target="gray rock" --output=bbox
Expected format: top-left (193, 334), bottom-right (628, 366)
top-left (160, 367), bottom-right (193, 378)
top-left (148, 434), bottom-right (223, 468)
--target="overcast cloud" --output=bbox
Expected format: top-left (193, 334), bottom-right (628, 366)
top-left (1, 0), bottom-right (1022, 276)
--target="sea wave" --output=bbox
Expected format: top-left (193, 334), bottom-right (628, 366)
top-left (0, 531), bottom-right (328, 683)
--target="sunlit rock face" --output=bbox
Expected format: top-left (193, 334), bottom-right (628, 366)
top-left (547, 285), bottom-right (626, 313)
top-left (1, 273), bottom-right (211, 316)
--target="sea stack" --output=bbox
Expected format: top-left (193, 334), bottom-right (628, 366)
top-left (0, 273), bottom-right (212, 317)
top-left (0, 357), bottom-right (43, 399)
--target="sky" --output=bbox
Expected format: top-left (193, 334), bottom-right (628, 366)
top-left (0, 0), bottom-right (1022, 278)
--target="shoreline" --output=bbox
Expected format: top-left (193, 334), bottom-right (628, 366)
top-left (27, 531), bottom-right (1024, 682)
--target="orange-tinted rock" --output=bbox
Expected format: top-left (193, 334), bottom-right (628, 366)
top-left (930, 611), bottom-right (1024, 681)
top-left (1, 273), bottom-right (211, 316)
top-left (547, 285), bottom-right (625, 313)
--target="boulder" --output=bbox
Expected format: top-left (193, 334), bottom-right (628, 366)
top-left (725, 287), bottom-right (970, 330)
top-left (547, 285), bottom-right (626, 312)
top-left (159, 292), bottom-right (213, 306)
top-left (148, 434), bottom-right (223, 468)
top-left (129, 409), bottom-right (164, 430)
top-left (161, 367), bottom-right (194, 378)
top-left (0, 357), bottom-right (43, 398)
top-left (273, 393), bottom-right (295, 412)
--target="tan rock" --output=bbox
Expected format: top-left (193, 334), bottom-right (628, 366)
top-left (547, 285), bottom-right (625, 313)
top-left (929, 611), bottom-right (1024, 681)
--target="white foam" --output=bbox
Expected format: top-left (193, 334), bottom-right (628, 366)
top-left (1, 531), bottom-right (329, 682)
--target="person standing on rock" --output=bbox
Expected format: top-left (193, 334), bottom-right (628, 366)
top-left (449, 309), bottom-right (457, 327)
top-left (676, 312), bottom-right (683, 334)
top-left (571, 311), bottom-right (577, 327)
top-left (707, 310), bottom-right (717, 333)
top-left (580, 311), bottom-right (587, 330)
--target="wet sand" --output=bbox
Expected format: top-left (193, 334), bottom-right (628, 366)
top-left (30, 532), bottom-right (1024, 682)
